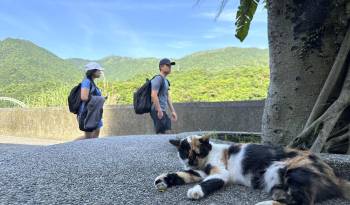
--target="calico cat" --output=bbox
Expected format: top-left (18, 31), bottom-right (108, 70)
top-left (154, 135), bottom-right (350, 205)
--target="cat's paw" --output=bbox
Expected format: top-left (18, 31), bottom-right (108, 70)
top-left (255, 200), bottom-right (283, 205)
top-left (154, 174), bottom-right (168, 192)
top-left (187, 185), bottom-right (204, 200)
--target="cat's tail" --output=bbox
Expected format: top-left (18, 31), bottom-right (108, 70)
top-left (338, 178), bottom-right (350, 200)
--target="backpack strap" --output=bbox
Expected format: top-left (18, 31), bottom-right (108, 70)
top-left (89, 79), bottom-right (97, 96)
top-left (153, 75), bottom-right (169, 95)
top-left (83, 77), bottom-right (98, 96)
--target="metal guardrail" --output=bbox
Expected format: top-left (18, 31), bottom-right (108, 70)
top-left (0, 97), bottom-right (26, 108)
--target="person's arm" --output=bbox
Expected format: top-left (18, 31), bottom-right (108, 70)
top-left (81, 79), bottom-right (91, 101)
top-left (168, 92), bottom-right (177, 121)
top-left (151, 90), bottom-right (163, 119)
top-left (151, 77), bottom-right (164, 119)
top-left (81, 88), bottom-right (89, 101)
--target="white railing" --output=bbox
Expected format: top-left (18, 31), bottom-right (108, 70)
top-left (0, 97), bottom-right (27, 108)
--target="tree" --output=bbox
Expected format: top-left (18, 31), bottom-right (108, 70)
top-left (218, 0), bottom-right (350, 153)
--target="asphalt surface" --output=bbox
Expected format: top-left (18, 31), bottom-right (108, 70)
top-left (0, 135), bottom-right (349, 205)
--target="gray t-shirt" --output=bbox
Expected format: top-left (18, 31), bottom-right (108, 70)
top-left (151, 75), bottom-right (169, 111)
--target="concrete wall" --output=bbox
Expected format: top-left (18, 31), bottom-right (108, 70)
top-left (0, 101), bottom-right (264, 140)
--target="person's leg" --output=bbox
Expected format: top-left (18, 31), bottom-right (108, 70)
top-left (75, 131), bottom-right (93, 140)
top-left (150, 109), bottom-right (160, 134)
top-left (75, 135), bottom-right (86, 140)
top-left (157, 111), bottom-right (171, 134)
top-left (164, 111), bottom-right (172, 133)
top-left (92, 129), bottom-right (100, 138)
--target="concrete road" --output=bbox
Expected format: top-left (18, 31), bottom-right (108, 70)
top-left (0, 136), bottom-right (66, 145)
top-left (0, 135), bottom-right (348, 205)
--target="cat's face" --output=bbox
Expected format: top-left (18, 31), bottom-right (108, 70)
top-left (169, 135), bottom-right (212, 169)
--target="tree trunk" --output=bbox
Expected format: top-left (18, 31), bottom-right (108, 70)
top-left (262, 0), bottom-right (349, 145)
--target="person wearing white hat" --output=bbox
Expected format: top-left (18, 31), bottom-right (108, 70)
top-left (76, 62), bottom-right (106, 140)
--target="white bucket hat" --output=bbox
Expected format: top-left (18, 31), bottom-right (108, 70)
top-left (84, 62), bottom-right (104, 71)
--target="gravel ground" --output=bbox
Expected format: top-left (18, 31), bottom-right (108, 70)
top-left (0, 135), bottom-right (349, 205)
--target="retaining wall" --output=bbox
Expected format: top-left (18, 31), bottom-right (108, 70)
top-left (0, 101), bottom-right (265, 140)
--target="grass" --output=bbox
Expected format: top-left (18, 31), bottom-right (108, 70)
top-left (211, 133), bottom-right (261, 143)
top-left (1, 66), bottom-right (269, 108)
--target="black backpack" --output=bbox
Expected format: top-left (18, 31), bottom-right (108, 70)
top-left (133, 75), bottom-right (168, 114)
top-left (68, 79), bottom-right (95, 114)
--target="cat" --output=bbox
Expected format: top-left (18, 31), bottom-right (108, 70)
top-left (154, 135), bottom-right (350, 205)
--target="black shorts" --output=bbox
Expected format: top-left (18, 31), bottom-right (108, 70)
top-left (150, 109), bottom-right (171, 134)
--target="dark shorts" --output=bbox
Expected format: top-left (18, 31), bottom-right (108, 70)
top-left (150, 109), bottom-right (171, 134)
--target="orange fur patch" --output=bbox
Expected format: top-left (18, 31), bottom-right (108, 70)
top-left (221, 149), bottom-right (229, 169)
top-left (209, 166), bottom-right (221, 175)
top-left (177, 172), bottom-right (201, 183)
top-left (190, 137), bottom-right (200, 153)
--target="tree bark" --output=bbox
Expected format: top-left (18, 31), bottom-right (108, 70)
top-left (304, 26), bottom-right (350, 128)
top-left (262, 0), bottom-right (349, 145)
top-left (348, 135), bottom-right (350, 154)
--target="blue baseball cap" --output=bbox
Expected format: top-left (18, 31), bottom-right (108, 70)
top-left (84, 62), bottom-right (104, 71)
top-left (159, 58), bottom-right (175, 67)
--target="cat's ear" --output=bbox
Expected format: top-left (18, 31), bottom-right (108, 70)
top-left (169, 139), bottom-right (181, 147)
top-left (199, 135), bottom-right (210, 144)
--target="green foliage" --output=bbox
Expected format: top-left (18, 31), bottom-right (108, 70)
top-left (215, 0), bottom-right (268, 41)
top-left (99, 56), bottom-right (158, 81)
top-left (167, 67), bottom-right (269, 103)
top-left (0, 39), bottom-right (269, 108)
top-left (13, 66), bottom-right (269, 107)
top-left (178, 47), bottom-right (268, 71)
top-left (67, 47), bottom-right (268, 81)
top-left (0, 38), bottom-right (81, 85)
top-left (235, 0), bottom-right (260, 42)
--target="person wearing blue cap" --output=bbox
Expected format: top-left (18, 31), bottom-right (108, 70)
top-left (76, 62), bottom-right (106, 140)
top-left (150, 58), bottom-right (178, 134)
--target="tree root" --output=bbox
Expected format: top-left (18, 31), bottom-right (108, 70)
top-left (289, 63), bottom-right (350, 153)
top-left (310, 104), bottom-right (346, 152)
top-left (324, 128), bottom-right (350, 153)
top-left (289, 101), bottom-right (347, 149)
top-left (288, 26), bottom-right (350, 154)
top-left (288, 26), bottom-right (350, 150)
top-left (305, 26), bottom-right (350, 127)
top-left (348, 135), bottom-right (350, 154)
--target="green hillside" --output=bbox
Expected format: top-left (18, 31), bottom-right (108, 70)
top-left (0, 38), bottom-right (81, 84)
top-left (99, 56), bottom-right (158, 81)
top-left (66, 58), bottom-right (90, 69)
top-left (67, 47), bottom-right (269, 81)
top-left (25, 67), bottom-right (269, 107)
top-left (0, 38), bottom-right (82, 100)
top-left (178, 47), bottom-right (268, 70)
top-left (0, 38), bottom-right (270, 107)
top-left (67, 56), bottom-right (158, 81)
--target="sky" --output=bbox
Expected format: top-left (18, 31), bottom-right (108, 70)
top-left (0, 0), bottom-right (268, 60)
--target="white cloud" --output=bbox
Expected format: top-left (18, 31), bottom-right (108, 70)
top-left (0, 12), bottom-right (49, 35)
top-left (196, 4), bottom-right (267, 23)
top-left (48, 0), bottom-right (189, 12)
top-left (202, 34), bottom-right (216, 39)
top-left (167, 41), bottom-right (193, 49)
top-left (198, 11), bottom-right (233, 22)
top-left (201, 26), bottom-right (234, 40)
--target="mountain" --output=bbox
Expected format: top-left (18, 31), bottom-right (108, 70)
top-left (67, 56), bottom-right (158, 81)
top-left (67, 47), bottom-right (269, 81)
top-left (66, 58), bottom-right (90, 69)
top-left (0, 38), bottom-right (81, 85)
top-left (0, 38), bottom-right (82, 99)
top-left (0, 39), bottom-right (269, 85)
top-left (178, 47), bottom-right (268, 70)
top-left (0, 38), bottom-right (269, 105)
